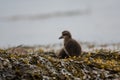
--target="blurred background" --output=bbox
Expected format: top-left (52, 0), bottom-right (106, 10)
top-left (0, 0), bottom-right (120, 48)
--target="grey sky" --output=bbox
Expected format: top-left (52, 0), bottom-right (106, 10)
top-left (0, 0), bottom-right (120, 47)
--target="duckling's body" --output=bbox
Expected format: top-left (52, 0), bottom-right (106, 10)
top-left (58, 30), bottom-right (82, 59)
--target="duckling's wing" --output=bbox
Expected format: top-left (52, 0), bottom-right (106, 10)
top-left (65, 39), bottom-right (80, 56)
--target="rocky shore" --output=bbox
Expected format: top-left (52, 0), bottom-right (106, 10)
top-left (0, 47), bottom-right (120, 80)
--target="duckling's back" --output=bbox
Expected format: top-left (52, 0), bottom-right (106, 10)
top-left (65, 39), bottom-right (81, 56)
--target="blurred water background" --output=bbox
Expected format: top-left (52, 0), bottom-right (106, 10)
top-left (0, 0), bottom-right (120, 48)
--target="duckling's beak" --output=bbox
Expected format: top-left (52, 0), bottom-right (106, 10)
top-left (59, 36), bottom-right (63, 39)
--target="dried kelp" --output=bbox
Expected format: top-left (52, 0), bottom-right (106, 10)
top-left (0, 48), bottom-right (120, 80)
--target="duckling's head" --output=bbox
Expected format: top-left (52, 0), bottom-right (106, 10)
top-left (59, 30), bottom-right (72, 40)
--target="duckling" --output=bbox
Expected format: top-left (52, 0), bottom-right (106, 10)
top-left (58, 30), bottom-right (82, 59)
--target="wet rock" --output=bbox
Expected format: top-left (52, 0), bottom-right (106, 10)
top-left (0, 49), bottom-right (119, 79)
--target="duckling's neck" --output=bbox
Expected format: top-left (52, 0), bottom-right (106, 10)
top-left (64, 37), bottom-right (71, 46)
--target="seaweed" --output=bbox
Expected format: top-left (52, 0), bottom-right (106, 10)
top-left (0, 48), bottom-right (120, 80)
